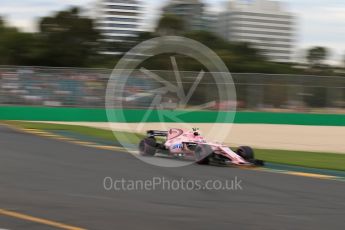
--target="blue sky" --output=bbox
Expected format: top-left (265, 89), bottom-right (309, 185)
top-left (0, 0), bottom-right (344, 64)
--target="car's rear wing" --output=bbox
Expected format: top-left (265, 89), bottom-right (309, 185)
top-left (147, 130), bottom-right (168, 137)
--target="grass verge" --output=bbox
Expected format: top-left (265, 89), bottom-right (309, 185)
top-left (2, 121), bottom-right (345, 171)
top-left (254, 149), bottom-right (345, 171)
top-left (2, 121), bottom-right (144, 144)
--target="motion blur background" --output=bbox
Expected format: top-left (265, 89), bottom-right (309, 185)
top-left (0, 0), bottom-right (344, 113)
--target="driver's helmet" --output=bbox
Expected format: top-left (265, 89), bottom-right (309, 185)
top-left (192, 128), bottom-right (200, 136)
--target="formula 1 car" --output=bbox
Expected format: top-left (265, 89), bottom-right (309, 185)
top-left (138, 128), bottom-right (264, 167)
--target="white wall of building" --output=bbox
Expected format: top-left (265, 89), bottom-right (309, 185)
top-left (95, 0), bottom-right (144, 42)
top-left (218, 0), bottom-right (296, 63)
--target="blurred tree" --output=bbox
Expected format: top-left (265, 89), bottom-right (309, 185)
top-left (0, 18), bottom-right (38, 65)
top-left (1, 11), bottom-right (342, 76)
top-left (182, 31), bottom-right (266, 72)
top-left (306, 46), bottom-right (328, 67)
top-left (0, 16), bottom-right (4, 29)
top-left (1, 32), bottom-right (37, 65)
top-left (37, 7), bottom-right (101, 67)
top-left (136, 29), bottom-right (299, 74)
top-left (230, 42), bottom-right (265, 63)
top-left (135, 32), bottom-right (157, 43)
top-left (183, 30), bottom-right (228, 50)
top-left (156, 14), bottom-right (185, 36)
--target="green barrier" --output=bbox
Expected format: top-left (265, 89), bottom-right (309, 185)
top-left (0, 106), bottom-right (344, 126)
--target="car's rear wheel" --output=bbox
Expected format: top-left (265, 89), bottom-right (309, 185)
top-left (195, 144), bottom-right (213, 165)
top-left (236, 146), bottom-right (254, 160)
top-left (139, 138), bottom-right (157, 156)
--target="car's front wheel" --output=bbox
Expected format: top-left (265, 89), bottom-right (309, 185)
top-left (236, 146), bottom-right (254, 161)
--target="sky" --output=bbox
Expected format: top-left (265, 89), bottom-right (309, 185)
top-left (0, 0), bottom-right (344, 65)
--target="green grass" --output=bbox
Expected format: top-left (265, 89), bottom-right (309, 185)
top-left (3, 121), bottom-right (144, 144)
top-left (3, 121), bottom-right (345, 171)
top-left (255, 149), bottom-right (345, 171)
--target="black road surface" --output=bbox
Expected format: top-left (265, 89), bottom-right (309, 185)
top-left (0, 125), bottom-right (344, 230)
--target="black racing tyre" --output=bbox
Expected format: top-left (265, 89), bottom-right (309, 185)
top-left (236, 146), bottom-right (254, 160)
top-left (195, 144), bottom-right (213, 165)
top-left (139, 138), bottom-right (157, 156)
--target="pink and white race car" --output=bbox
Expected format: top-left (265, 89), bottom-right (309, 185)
top-left (139, 128), bottom-right (264, 167)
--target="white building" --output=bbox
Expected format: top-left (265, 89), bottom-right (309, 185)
top-left (218, 0), bottom-right (296, 62)
top-left (163, 0), bottom-right (205, 31)
top-left (95, 0), bottom-right (143, 43)
top-left (203, 11), bottom-right (218, 33)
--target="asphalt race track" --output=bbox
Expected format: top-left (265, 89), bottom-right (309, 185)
top-left (0, 125), bottom-right (344, 230)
